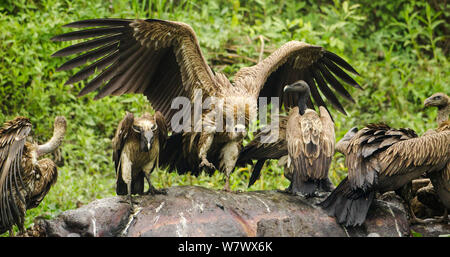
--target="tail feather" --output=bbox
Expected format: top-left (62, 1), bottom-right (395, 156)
top-left (248, 159), bottom-right (266, 187)
top-left (319, 177), bottom-right (374, 227)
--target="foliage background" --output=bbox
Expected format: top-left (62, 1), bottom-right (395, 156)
top-left (0, 0), bottom-right (448, 234)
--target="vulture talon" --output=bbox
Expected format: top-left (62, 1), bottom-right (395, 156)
top-left (146, 186), bottom-right (167, 195)
top-left (199, 159), bottom-right (216, 172)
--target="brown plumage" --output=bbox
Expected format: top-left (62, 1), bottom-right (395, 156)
top-left (320, 123), bottom-right (450, 226)
top-left (52, 18), bottom-right (360, 191)
top-left (112, 111), bottom-right (167, 205)
top-left (236, 81), bottom-right (335, 195)
top-left (0, 116), bottom-right (66, 235)
top-left (284, 81), bottom-right (335, 195)
top-left (421, 93), bottom-right (450, 221)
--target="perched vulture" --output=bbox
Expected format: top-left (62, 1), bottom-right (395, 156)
top-left (319, 123), bottom-right (450, 226)
top-left (0, 116), bottom-right (66, 236)
top-left (237, 81), bottom-right (338, 195)
top-left (52, 18), bottom-right (360, 190)
top-left (112, 112), bottom-right (167, 205)
top-left (283, 81), bottom-right (335, 195)
top-left (421, 92), bottom-right (449, 221)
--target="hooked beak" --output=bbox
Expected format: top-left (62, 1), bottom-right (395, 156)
top-left (140, 130), bottom-right (154, 152)
top-left (283, 80), bottom-right (309, 93)
top-left (423, 98), bottom-right (432, 108)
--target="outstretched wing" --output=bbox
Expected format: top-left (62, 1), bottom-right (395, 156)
top-left (0, 117), bottom-right (32, 231)
top-left (52, 18), bottom-right (217, 122)
top-left (112, 112), bottom-right (134, 195)
top-left (234, 41), bottom-right (361, 115)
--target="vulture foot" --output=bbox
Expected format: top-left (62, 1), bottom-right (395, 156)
top-left (433, 209), bottom-right (449, 223)
top-left (199, 158), bottom-right (216, 172)
top-left (145, 186), bottom-right (167, 195)
top-left (222, 179), bottom-right (231, 192)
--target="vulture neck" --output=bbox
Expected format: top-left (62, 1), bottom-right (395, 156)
top-left (437, 104), bottom-right (449, 126)
top-left (37, 118), bottom-right (67, 157)
top-left (297, 92), bottom-right (309, 116)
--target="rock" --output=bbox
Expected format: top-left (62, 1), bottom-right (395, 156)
top-left (24, 185), bottom-right (424, 237)
top-left (410, 223), bottom-right (450, 237)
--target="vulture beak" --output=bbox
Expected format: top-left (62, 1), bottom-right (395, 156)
top-left (283, 80), bottom-right (309, 93)
top-left (342, 127), bottom-right (358, 141)
top-left (140, 130), bottom-right (154, 152)
top-left (423, 98), bottom-right (432, 108)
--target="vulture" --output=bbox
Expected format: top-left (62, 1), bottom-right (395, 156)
top-left (236, 81), bottom-right (337, 196)
top-left (51, 18), bottom-right (360, 191)
top-left (0, 116), bottom-right (67, 236)
top-left (319, 123), bottom-right (450, 227)
top-left (421, 92), bottom-right (449, 222)
top-left (112, 111), bottom-right (167, 205)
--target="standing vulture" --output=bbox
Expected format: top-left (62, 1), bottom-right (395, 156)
top-left (283, 81), bottom-right (335, 195)
top-left (319, 123), bottom-right (450, 227)
top-left (0, 116), bottom-right (66, 236)
top-left (421, 92), bottom-right (449, 221)
top-left (51, 18), bottom-right (360, 191)
top-left (112, 112), bottom-right (167, 206)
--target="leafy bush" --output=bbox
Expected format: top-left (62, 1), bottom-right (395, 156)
top-left (0, 0), bottom-right (448, 235)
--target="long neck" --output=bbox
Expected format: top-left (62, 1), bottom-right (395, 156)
top-left (437, 104), bottom-right (450, 126)
top-left (297, 92), bottom-right (309, 115)
top-left (37, 123), bottom-right (66, 157)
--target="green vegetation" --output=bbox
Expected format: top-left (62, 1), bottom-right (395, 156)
top-left (0, 0), bottom-right (448, 234)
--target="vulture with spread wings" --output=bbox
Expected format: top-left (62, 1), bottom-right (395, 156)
top-left (0, 116), bottom-right (66, 236)
top-left (52, 18), bottom-right (360, 191)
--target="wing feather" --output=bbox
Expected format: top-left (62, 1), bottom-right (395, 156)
top-left (52, 18), bottom-right (217, 123)
top-left (234, 41), bottom-right (360, 116)
top-left (0, 117), bottom-right (31, 231)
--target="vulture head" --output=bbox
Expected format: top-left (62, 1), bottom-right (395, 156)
top-left (335, 126), bottom-right (358, 154)
top-left (132, 113), bottom-right (159, 152)
top-left (36, 116), bottom-right (67, 157)
top-left (283, 80), bottom-right (310, 95)
top-left (283, 80), bottom-right (311, 115)
top-left (424, 92), bottom-right (449, 109)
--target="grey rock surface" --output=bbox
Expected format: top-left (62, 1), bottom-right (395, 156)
top-left (28, 186), bottom-right (448, 237)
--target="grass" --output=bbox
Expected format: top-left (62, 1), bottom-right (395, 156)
top-left (0, 0), bottom-right (448, 235)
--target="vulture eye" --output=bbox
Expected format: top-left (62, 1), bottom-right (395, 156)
top-left (132, 125), bottom-right (140, 133)
top-left (433, 96), bottom-right (441, 100)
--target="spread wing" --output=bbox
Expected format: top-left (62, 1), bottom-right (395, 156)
top-left (346, 124), bottom-right (418, 191)
top-left (234, 41), bottom-right (361, 115)
top-left (52, 18), bottom-right (217, 122)
top-left (379, 130), bottom-right (450, 176)
top-left (0, 117), bottom-right (32, 231)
